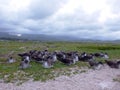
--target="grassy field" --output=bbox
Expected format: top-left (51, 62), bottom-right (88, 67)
top-left (0, 41), bottom-right (120, 84)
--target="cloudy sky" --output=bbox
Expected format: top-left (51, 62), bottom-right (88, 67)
top-left (0, 0), bottom-right (120, 40)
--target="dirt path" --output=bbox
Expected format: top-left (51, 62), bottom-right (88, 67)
top-left (0, 65), bottom-right (120, 90)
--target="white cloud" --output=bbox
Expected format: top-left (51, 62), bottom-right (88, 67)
top-left (0, 0), bottom-right (120, 40)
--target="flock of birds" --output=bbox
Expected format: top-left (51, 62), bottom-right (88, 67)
top-left (7, 49), bottom-right (120, 70)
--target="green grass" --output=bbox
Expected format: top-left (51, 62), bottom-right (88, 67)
top-left (0, 41), bottom-right (120, 84)
top-left (113, 75), bottom-right (120, 82)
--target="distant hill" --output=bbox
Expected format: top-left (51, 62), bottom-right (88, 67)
top-left (0, 32), bottom-right (80, 41)
top-left (0, 32), bottom-right (120, 43)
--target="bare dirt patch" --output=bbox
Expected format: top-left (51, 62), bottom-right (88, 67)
top-left (0, 65), bottom-right (120, 90)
